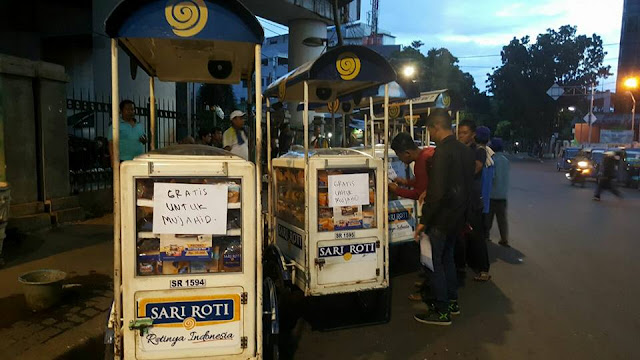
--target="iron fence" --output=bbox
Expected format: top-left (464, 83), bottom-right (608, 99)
top-left (66, 89), bottom-right (179, 193)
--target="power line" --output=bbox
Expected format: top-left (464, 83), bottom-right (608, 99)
top-left (260, 18), bottom-right (288, 32)
top-left (262, 23), bottom-right (283, 36)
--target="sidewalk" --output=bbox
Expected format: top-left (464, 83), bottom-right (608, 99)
top-left (0, 215), bottom-right (114, 360)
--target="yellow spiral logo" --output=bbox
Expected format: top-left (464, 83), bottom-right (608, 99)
top-left (389, 104), bottom-right (400, 119)
top-left (327, 99), bottom-right (340, 113)
top-left (183, 317), bottom-right (197, 330)
top-left (336, 52), bottom-right (361, 81)
top-left (442, 93), bottom-right (451, 108)
top-left (278, 81), bottom-right (287, 100)
top-left (165, 0), bottom-right (208, 38)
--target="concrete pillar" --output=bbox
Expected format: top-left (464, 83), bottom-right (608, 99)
top-left (287, 19), bottom-right (326, 130)
top-left (35, 61), bottom-right (71, 200)
top-left (0, 54), bottom-right (70, 204)
top-left (0, 55), bottom-right (38, 204)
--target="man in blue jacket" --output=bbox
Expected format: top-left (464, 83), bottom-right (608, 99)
top-left (486, 138), bottom-right (510, 247)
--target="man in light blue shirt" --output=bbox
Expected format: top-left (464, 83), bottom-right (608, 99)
top-left (108, 100), bottom-right (147, 163)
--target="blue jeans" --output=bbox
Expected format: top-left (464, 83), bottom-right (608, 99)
top-left (428, 227), bottom-right (458, 313)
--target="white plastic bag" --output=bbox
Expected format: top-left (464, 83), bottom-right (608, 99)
top-left (419, 233), bottom-right (433, 271)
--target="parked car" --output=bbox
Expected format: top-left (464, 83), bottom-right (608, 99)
top-left (618, 148), bottom-right (640, 187)
top-left (557, 147), bottom-right (580, 171)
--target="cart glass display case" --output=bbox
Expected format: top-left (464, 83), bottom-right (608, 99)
top-left (135, 177), bottom-right (243, 277)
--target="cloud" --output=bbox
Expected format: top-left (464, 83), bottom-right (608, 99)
top-left (378, 0), bottom-right (624, 91)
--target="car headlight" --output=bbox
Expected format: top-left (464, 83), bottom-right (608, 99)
top-left (578, 161), bottom-right (588, 168)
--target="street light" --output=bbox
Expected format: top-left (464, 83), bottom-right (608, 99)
top-left (568, 106), bottom-right (576, 112)
top-left (402, 65), bottom-right (416, 78)
top-left (624, 77), bottom-right (638, 141)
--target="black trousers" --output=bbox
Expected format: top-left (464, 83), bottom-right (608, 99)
top-left (485, 199), bottom-right (508, 243)
top-left (456, 209), bottom-right (490, 273)
top-left (595, 178), bottom-right (621, 198)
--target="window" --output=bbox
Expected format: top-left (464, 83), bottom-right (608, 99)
top-left (261, 58), bottom-right (268, 66)
top-left (269, 38), bottom-right (278, 45)
top-left (242, 80), bottom-right (248, 88)
top-left (277, 57), bottom-right (288, 66)
top-left (275, 167), bottom-right (305, 229)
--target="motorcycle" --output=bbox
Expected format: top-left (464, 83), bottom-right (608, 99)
top-left (566, 160), bottom-right (591, 187)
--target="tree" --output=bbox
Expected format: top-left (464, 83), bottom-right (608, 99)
top-left (487, 25), bottom-right (611, 144)
top-left (411, 40), bottom-right (424, 49)
top-left (389, 46), bottom-right (493, 126)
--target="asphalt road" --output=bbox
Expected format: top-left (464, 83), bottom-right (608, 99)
top-left (58, 158), bottom-right (640, 360)
top-left (286, 158), bottom-right (640, 360)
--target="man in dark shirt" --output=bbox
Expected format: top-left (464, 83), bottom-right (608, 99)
top-left (414, 109), bottom-right (475, 326)
top-left (458, 120), bottom-right (491, 282)
top-left (278, 123), bottom-right (293, 156)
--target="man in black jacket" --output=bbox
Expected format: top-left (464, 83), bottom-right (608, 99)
top-left (593, 151), bottom-right (622, 201)
top-left (414, 109), bottom-right (475, 326)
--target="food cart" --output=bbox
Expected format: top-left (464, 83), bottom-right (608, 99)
top-left (104, 1), bottom-right (276, 358)
top-left (262, 46), bottom-right (395, 322)
top-left (298, 83), bottom-right (418, 245)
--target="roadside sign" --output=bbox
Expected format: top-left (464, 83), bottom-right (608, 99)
top-left (547, 83), bottom-right (564, 100)
top-left (583, 113), bottom-right (597, 124)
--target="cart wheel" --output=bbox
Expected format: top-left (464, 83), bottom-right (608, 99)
top-left (356, 287), bottom-right (391, 323)
top-left (104, 343), bottom-right (114, 360)
top-left (264, 246), bottom-right (301, 331)
top-left (263, 277), bottom-right (280, 360)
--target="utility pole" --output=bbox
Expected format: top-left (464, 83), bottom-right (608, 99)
top-left (630, 91), bottom-right (636, 142)
top-left (332, 0), bottom-right (344, 47)
top-left (588, 83), bottom-right (595, 146)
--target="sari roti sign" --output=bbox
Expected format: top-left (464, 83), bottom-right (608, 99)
top-left (137, 295), bottom-right (241, 351)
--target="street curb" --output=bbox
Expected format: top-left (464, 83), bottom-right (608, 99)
top-left (20, 309), bottom-right (107, 360)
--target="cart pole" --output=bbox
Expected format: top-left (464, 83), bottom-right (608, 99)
top-left (254, 44), bottom-right (264, 357)
top-left (266, 97), bottom-right (273, 244)
top-left (383, 84), bottom-right (390, 280)
top-left (427, 107), bottom-right (431, 145)
top-left (149, 77), bottom-right (156, 150)
top-left (369, 96), bottom-right (375, 144)
top-left (343, 114), bottom-right (348, 148)
top-left (364, 114), bottom-right (368, 148)
top-left (370, 113), bottom-right (375, 157)
top-left (409, 100), bottom-right (414, 140)
top-left (330, 110), bottom-right (335, 147)
top-left (110, 39), bottom-right (122, 360)
top-left (303, 81), bottom-right (310, 269)
top-left (455, 110), bottom-right (460, 140)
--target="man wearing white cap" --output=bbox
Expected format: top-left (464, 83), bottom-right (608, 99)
top-left (223, 110), bottom-right (249, 160)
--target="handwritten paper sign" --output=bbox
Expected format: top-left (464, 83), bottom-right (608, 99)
top-left (152, 183), bottom-right (228, 235)
top-left (328, 173), bottom-right (370, 207)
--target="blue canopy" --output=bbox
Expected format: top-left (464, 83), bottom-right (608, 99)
top-left (264, 45), bottom-right (397, 103)
top-left (105, 0), bottom-right (264, 83)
